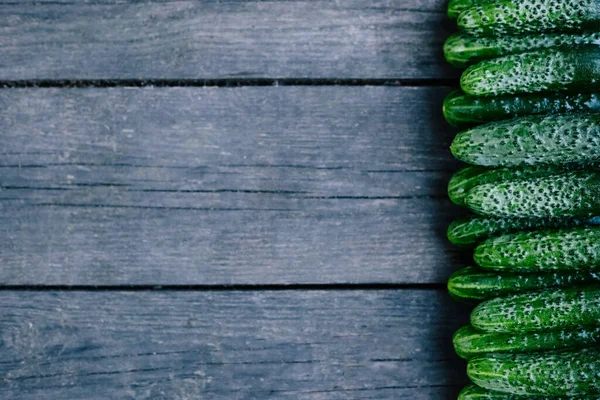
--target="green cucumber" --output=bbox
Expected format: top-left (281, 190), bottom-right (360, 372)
top-left (450, 113), bottom-right (600, 167)
top-left (443, 90), bottom-right (600, 127)
top-left (461, 46), bottom-right (600, 96)
top-left (470, 286), bottom-right (600, 333)
top-left (458, 0), bottom-right (600, 36)
top-left (465, 171), bottom-right (600, 219)
top-left (468, 349), bottom-right (600, 395)
top-left (448, 0), bottom-right (496, 19)
top-left (474, 226), bottom-right (600, 272)
top-left (454, 324), bottom-right (600, 359)
top-left (447, 215), bottom-right (600, 246)
top-left (447, 164), bottom-right (575, 206)
top-left (448, 266), bottom-right (600, 300)
top-left (448, 165), bottom-right (489, 205)
top-left (444, 32), bottom-right (600, 67)
top-left (448, 216), bottom-right (531, 246)
top-left (459, 384), bottom-right (600, 399)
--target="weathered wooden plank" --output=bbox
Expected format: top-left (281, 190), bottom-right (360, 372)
top-left (0, 290), bottom-right (470, 399)
top-left (0, 86), bottom-right (464, 285)
top-left (0, 0), bottom-right (457, 80)
top-left (0, 86), bottom-right (456, 173)
top-left (0, 197), bottom-right (462, 285)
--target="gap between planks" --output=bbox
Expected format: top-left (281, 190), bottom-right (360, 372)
top-left (0, 283), bottom-right (447, 291)
top-left (0, 79), bottom-right (457, 89)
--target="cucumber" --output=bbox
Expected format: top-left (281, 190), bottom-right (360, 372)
top-left (470, 286), bottom-right (600, 333)
top-left (457, 0), bottom-right (600, 36)
top-left (448, 165), bottom-right (489, 205)
top-left (459, 384), bottom-right (600, 399)
top-left (450, 113), bottom-right (600, 167)
top-left (465, 171), bottom-right (600, 219)
top-left (474, 226), bottom-right (600, 272)
top-left (444, 32), bottom-right (600, 67)
top-left (448, 0), bottom-right (496, 19)
top-left (447, 215), bottom-right (600, 246)
top-left (448, 266), bottom-right (600, 300)
top-left (447, 164), bottom-right (575, 206)
top-left (467, 349), bottom-right (600, 395)
top-left (443, 90), bottom-right (600, 127)
top-left (461, 46), bottom-right (600, 96)
top-left (454, 324), bottom-right (600, 358)
top-left (448, 216), bottom-right (529, 246)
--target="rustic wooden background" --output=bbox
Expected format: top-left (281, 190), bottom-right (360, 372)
top-left (0, 1), bottom-right (472, 398)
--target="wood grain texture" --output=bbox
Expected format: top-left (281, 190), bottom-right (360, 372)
top-left (0, 290), bottom-right (470, 399)
top-left (0, 86), bottom-right (465, 285)
top-left (0, 1), bottom-right (469, 397)
top-left (0, 0), bottom-right (457, 81)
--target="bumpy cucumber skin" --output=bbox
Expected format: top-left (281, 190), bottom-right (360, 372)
top-left (461, 48), bottom-right (575, 96)
top-left (443, 90), bottom-right (600, 127)
top-left (448, 0), bottom-right (497, 19)
top-left (459, 383), bottom-right (600, 399)
top-left (447, 164), bottom-right (576, 207)
top-left (448, 216), bottom-right (518, 246)
top-left (474, 226), bottom-right (600, 272)
top-left (471, 286), bottom-right (600, 333)
top-left (448, 266), bottom-right (600, 300)
top-left (468, 349), bottom-right (600, 395)
top-left (461, 46), bottom-right (600, 97)
top-left (447, 215), bottom-right (600, 246)
top-left (465, 171), bottom-right (600, 219)
top-left (458, 0), bottom-right (600, 36)
top-left (450, 113), bottom-right (600, 167)
top-left (444, 32), bottom-right (600, 68)
top-left (454, 324), bottom-right (600, 359)
top-left (448, 165), bottom-right (489, 205)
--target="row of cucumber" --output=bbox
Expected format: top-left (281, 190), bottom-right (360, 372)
top-left (452, 287), bottom-right (600, 396)
top-left (444, 0), bottom-right (600, 398)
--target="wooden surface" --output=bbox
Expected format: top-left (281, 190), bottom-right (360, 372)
top-left (0, 86), bottom-right (463, 285)
top-left (0, 0), bottom-right (457, 81)
top-left (0, 1), bottom-right (470, 399)
top-left (0, 291), bottom-right (470, 399)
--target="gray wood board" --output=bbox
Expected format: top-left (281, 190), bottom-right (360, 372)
top-left (0, 86), bottom-right (457, 176)
top-left (0, 0), bottom-right (458, 81)
top-left (0, 86), bottom-right (466, 285)
top-left (0, 290), bottom-right (471, 399)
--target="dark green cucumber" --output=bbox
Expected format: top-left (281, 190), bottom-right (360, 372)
top-left (443, 90), bottom-right (600, 127)
top-left (474, 226), bottom-right (600, 272)
top-left (448, 165), bottom-right (488, 205)
top-left (447, 215), bottom-right (600, 246)
top-left (448, 266), bottom-right (600, 300)
top-left (448, 216), bottom-right (526, 246)
top-left (465, 171), bottom-right (600, 219)
top-left (450, 113), bottom-right (600, 167)
top-left (458, 0), bottom-right (600, 36)
top-left (468, 349), bottom-right (600, 395)
top-left (448, 0), bottom-right (496, 19)
top-left (447, 164), bottom-right (575, 206)
top-left (459, 384), bottom-right (600, 399)
top-left (454, 324), bottom-right (600, 359)
top-left (461, 46), bottom-right (600, 96)
top-left (444, 32), bottom-right (600, 67)
top-left (471, 286), bottom-right (600, 333)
